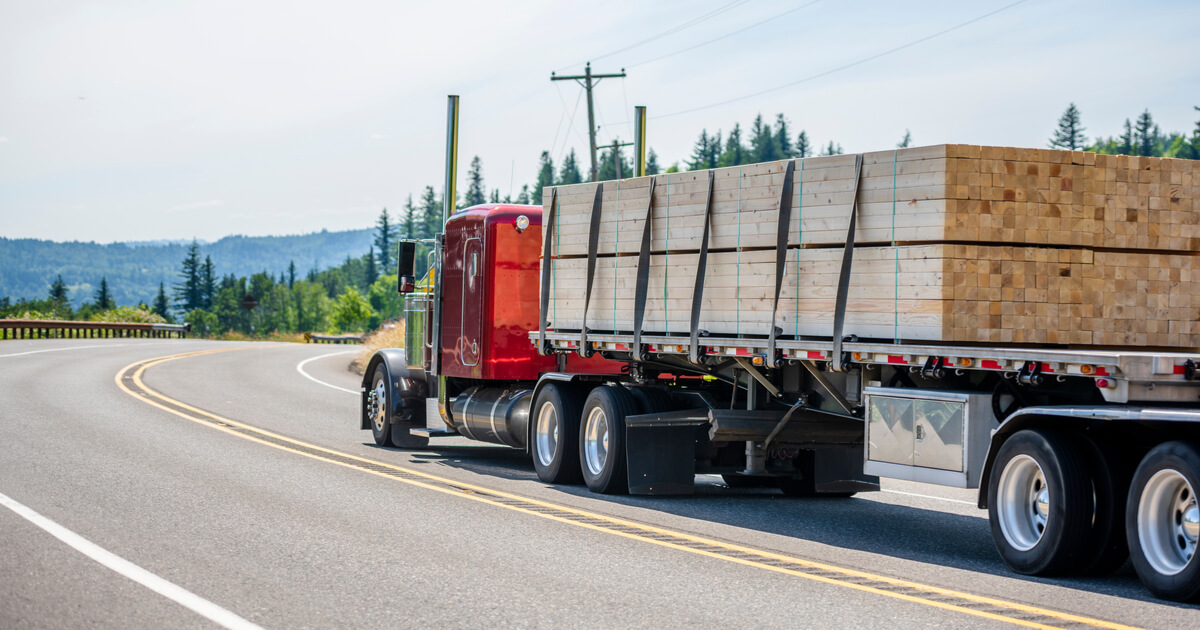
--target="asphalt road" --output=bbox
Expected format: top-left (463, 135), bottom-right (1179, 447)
top-left (2, 339), bottom-right (1198, 629)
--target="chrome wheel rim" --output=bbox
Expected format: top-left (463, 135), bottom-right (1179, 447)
top-left (583, 407), bottom-right (609, 476)
top-left (535, 402), bottom-right (558, 468)
top-left (997, 454), bottom-right (1050, 551)
top-left (1137, 469), bottom-right (1198, 576)
top-left (371, 378), bottom-right (387, 432)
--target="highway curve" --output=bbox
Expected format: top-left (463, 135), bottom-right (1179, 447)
top-left (2, 339), bottom-right (1198, 628)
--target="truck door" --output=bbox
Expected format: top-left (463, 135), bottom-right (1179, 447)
top-left (460, 237), bottom-right (482, 366)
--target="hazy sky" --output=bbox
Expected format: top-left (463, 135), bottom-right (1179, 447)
top-left (2, 0), bottom-right (1197, 243)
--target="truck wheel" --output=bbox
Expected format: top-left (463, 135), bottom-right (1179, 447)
top-left (1126, 441), bottom-right (1200, 602)
top-left (579, 386), bottom-right (638, 494)
top-left (627, 386), bottom-right (671, 414)
top-left (987, 429), bottom-right (1091, 575)
top-left (722, 474), bottom-right (775, 489)
top-left (532, 383), bottom-right (583, 485)
top-left (1073, 435), bottom-right (1129, 575)
top-left (368, 365), bottom-right (392, 446)
top-left (777, 476), bottom-right (854, 498)
top-left (777, 451), bottom-right (855, 497)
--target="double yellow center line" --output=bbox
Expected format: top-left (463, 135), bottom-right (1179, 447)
top-left (117, 348), bottom-right (1140, 630)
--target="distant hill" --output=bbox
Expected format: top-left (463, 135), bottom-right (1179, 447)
top-left (1, 229), bottom-right (374, 307)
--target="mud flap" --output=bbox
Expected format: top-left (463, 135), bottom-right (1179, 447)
top-left (625, 410), bottom-right (709, 496)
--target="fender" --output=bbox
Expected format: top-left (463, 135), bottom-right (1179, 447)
top-left (976, 406), bottom-right (1200, 508)
top-left (360, 349), bottom-right (429, 430)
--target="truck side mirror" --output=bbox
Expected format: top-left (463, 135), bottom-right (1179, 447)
top-left (397, 241), bottom-right (416, 294)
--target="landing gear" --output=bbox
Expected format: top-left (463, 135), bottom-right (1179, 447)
top-left (1126, 441), bottom-right (1200, 602)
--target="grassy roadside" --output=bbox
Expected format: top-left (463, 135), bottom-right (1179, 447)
top-left (352, 322), bottom-right (404, 375)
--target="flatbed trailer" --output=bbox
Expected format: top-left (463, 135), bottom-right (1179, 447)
top-left (362, 98), bottom-right (1200, 602)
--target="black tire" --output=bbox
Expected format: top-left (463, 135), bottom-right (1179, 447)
top-left (987, 429), bottom-right (1092, 576)
top-left (777, 476), bottom-right (855, 498)
top-left (627, 386), bottom-right (671, 414)
top-left (722, 474), bottom-right (776, 489)
top-left (531, 383), bottom-right (584, 484)
top-left (777, 450), bottom-right (855, 498)
top-left (1072, 435), bottom-right (1130, 575)
top-left (1125, 441), bottom-right (1200, 602)
top-left (579, 386), bottom-right (638, 494)
top-left (368, 365), bottom-right (392, 446)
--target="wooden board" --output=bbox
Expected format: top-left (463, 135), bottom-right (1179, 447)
top-left (543, 145), bottom-right (1200, 257)
top-left (543, 244), bottom-right (1200, 348)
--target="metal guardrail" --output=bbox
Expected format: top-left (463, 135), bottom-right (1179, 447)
top-left (304, 332), bottom-right (363, 344)
top-left (0, 319), bottom-right (191, 340)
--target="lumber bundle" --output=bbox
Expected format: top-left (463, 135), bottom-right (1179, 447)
top-left (541, 145), bottom-right (1200, 349)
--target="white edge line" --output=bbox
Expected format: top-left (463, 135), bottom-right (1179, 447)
top-left (296, 351), bottom-right (360, 395)
top-left (0, 343), bottom-right (133, 358)
top-left (0, 491), bottom-right (263, 630)
top-left (881, 489), bottom-right (977, 506)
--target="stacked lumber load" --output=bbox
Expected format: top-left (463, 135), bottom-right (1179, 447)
top-left (541, 145), bottom-right (1200, 349)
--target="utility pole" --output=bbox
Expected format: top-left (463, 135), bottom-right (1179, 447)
top-left (550, 62), bottom-right (626, 182)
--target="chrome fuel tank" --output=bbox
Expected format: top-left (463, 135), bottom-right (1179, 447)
top-left (449, 387), bottom-right (531, 448)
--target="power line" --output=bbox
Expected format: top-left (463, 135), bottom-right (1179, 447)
top-left (628, 0), bottom-right (821, 69)
top-left (553, 0), bottom-right (750, 73)
top-left (657, 0), bottom-right (1030, 120)
top-left (557, 85), bottom-right (588, 164)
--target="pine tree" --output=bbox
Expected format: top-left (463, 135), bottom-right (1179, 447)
top-left (516, 184), bottom-right (530, 204)
top-left (558, 149), bottom-right (583, 185)
top-left (419, 186), bottom-right (440, 239)
top-left (288, 260), bottom-right (296, 289)
top-left (1132, 110), bottom-right (1160, 157)
top-left (719, 123), bottom-right (748, 167)
top-left (898, 129), bottom-right (913, 148)
top-left (201, 256), bottom-right (216, 309)
top-left (464, 156), bottom-right (486, 207)
top-left (820, 141), bottom-right (843, 156)
top-left (796, 131), bottom-right (812, 158)
top-left (646, 149), bottom-right (660, 175)
top-left (173, 240), bottom-right (203, 311)
top-left (94, 276), bottom-right (113, 310)
top-left (401, 194), bottom-right (417, 239)
top-left (749, 115), bottom-right (779, 162)
top-left (1049, 104), bottom-right (1086, 150)
top-left (532, 151), bottom-right (555, 204)
top-left (49, 274), bottom-right (68, 303)
top-left (489, 189), bottom-right (501, 203)
top-left (374, 208), bottom-right (397, 272)
top-left (364, 247), bottom-right (378, 285)
top-left (775, 114), bottom-right (793, 158)
top-left (1119, 118), bottom-right (1134, 155)
top-left (153, 282), bottom-right (171, 320)
top-left (688, 129), bottom-right (721, 171)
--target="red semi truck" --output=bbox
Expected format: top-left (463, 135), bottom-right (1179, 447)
top-left (358, 96), bottom-right (1200, 603)
top-left (362, 200), bottom-right (1200, 602)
